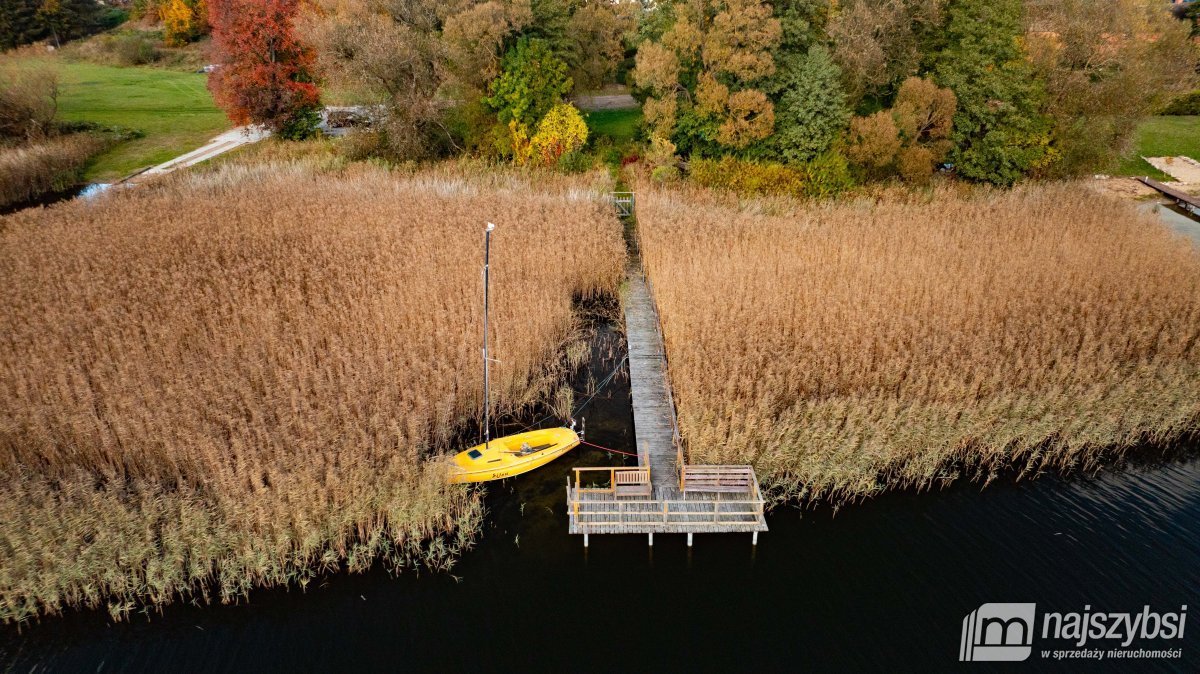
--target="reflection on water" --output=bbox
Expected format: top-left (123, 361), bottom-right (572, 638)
top-left (2, 320), bottom-right (1197, 671)
top-left (1142, 200), bottom-right (1200, 246)
top-left (77, 183), bottom-right (113, 200)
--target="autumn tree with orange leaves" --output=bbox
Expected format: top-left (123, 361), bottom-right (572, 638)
top-left (207, 0), bottom-right (320, 139)
top-left (634, 0), bottom-right (781, 161)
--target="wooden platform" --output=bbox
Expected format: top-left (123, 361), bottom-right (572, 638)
top-left (566, 202), bottom-right (767, 542)
top-left (567, 483), bottom-right (768, 535)
top-left (1138, 177), bottom-right (1200, 217)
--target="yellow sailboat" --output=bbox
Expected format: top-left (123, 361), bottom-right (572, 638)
top-left (448, 222), bottom-right (579, 484)
top-left (448, 427), bottom-right (580, 484)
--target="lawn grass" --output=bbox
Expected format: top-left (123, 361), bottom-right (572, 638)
top-left (1116, 116), bottom-right (1200, 178)
top-left (585, 107), bottom-right (642, 145)
top-left (17, 57), bottom-right (230, 181)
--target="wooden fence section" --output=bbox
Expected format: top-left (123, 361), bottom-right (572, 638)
top-left (611, 192), bottom-right (635, 217)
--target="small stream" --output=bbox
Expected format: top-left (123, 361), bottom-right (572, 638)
top-left (1, 207), bottom-right (1198, 671)
top-left (0, 183), bottom-right (119, 217)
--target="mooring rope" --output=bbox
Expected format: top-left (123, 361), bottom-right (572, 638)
top-left (579, 439), bottom-right (638, 457)
top-left (511, 354), bottom-right (629, 434)
top-left (569, 354), bottom-right (628, 418)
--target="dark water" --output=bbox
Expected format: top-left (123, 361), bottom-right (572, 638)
top-left (0, 183), bottom-right (115, 217)
top-left (3, 328), bottom-right (1200, 672)
top-left (0, 185), bottom-right (82, 217)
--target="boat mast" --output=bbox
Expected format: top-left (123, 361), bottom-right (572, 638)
top-left (483, 222), bottom-right (495, 451)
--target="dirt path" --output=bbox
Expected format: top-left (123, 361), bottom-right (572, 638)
top-left (572, 94), bottom-right (639, 111)
top-left (1144, 156), bottom-right (1200, 184)
top-left (131, 126), bottom-right (271, 182)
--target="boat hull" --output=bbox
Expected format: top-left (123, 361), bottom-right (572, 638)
top-left (448, 427), bottom-right (580, 483)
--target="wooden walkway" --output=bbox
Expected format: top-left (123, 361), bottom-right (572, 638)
top-left (1138, 177), bottom-right (1200, 217)
top-left (625, 272), bottom-right (681, 493)
top-left (566, 195), bottom-right (767, 544)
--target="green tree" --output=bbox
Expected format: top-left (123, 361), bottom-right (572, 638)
top-left (931, 0), bottom-right (1052, 186)
top-left (0, 0), bottom-right (48, 50)
top-left (35, 0), bottom-right (100, 48)
top-left (484, 37), bottom-right (572, 131)
top-left (1, 0), bottom-right (101, 49)
top-left (773, 0), bottom-right (829, 54)
top-left (760, 44), bottom-right (848, 163)
top-left (1027, 0), bottom-right (1197, 177)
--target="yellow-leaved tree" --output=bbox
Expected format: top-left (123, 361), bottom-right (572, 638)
top-left (161, 0), bottom-right (208, 47)
top-left (530, 103), bottom-right (588, 166)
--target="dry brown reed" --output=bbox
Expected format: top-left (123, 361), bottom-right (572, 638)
top-left (0, 134), bottom-right (107, 210)
top-left (0, 160), bottom-right (624, 623)
top-left (636, 183), bottom-right (1200, 503)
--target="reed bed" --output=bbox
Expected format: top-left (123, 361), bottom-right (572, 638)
top-left (0, 134), bottom-right (107, 210)
top-left (0, 161), bottom-right (624, 623)
top-left (636, 183), bottom-right (1200, 503)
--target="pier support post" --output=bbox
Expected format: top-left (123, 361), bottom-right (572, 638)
top-left (584, 533), bottom-right (589, 548)
top-left (648, 532), bottom-right (653, 547)
top-left (752, 531), bottom-right (758, 546)
top-left (687, 533), bottom-right (693, 547)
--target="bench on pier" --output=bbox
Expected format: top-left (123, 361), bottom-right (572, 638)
top-left (573, 466), bottom-right (652, 498)
top-left (681, 465), bottom-right (756, 493)
top-left (615, 467), bottom-right (652, 497)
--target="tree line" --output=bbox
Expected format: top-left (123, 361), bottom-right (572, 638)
top-left (635, 0), bottom-right (1196, 186)
top-left (265, 0), bottom-right (1192, 185)
top-left (9, 1), bottom-right (1193, 187)
top-left (0, 0), bottom-right (127, 50)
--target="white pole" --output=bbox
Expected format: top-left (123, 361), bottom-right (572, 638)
top-left (752, 531), bottom-right (758, 546)
top-left (648, 532), bottom-right (653, 547)
top-left (687, 532), bottom-right (693, 547)
top-left (583, 533), bottom-right (589, 548)
top-left (482, 222), bottom-right (495, 451)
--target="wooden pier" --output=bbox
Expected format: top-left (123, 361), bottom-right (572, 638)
top-left (1138, 177), bottom-right (1200, 218)
top-left (567, 196), bottom-right (767, 545)
top-left (625, 272), bottom-right (682, 494)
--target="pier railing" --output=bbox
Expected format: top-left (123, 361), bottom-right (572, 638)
top-left (566, 468), bottom-right (766, 533)
top-left (566, 486), bottom-right (765, 531)
top-left (642, 273), bottom-right (687, 487)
